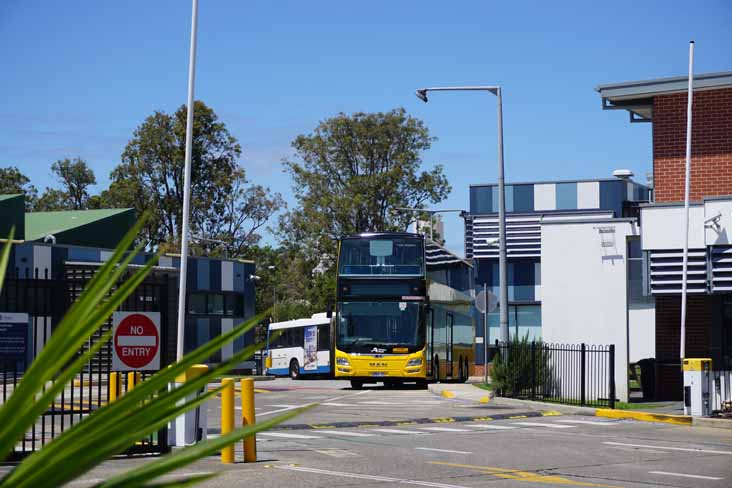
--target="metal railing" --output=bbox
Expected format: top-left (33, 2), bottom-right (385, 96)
top-left (488, 340), bottom-right (616, 409)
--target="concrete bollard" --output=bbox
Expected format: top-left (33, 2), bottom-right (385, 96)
top-left (221, 378), bottom-right (235, 463)
top-left (241, 378), bottom-right (256, 462)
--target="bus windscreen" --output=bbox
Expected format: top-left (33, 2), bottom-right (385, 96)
top-left (338, 237), bottom-right (424, 276)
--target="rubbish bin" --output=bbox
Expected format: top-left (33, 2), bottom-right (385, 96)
top-left (637, 358), bottom-right (656, 400)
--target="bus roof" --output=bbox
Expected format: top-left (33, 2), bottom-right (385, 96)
top-left (341, 232), bottom-right (423, 240)
top-left (268, 312), bottom-right (330, 331)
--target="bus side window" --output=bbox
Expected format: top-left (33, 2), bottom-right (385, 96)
top-left (318, 324), bottom-right (330, 350)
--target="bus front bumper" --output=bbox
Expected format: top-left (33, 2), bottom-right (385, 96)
top-left (334, 350), bottom-right (426, 379)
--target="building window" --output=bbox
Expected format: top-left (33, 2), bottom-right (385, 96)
top-left (627, 238), bottom-right (652, 307)
top-left (188, 292), bottom-right (244, 317)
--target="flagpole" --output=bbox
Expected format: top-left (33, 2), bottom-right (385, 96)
top-left (176, 0), bottom-right (199, 362)
top-left (680, 40), bottom-right (694, 362)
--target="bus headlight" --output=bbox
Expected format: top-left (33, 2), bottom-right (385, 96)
top-left (406, 358), bottom-right (422, 367)
top-left (336, 357), bottom-right (351, 367)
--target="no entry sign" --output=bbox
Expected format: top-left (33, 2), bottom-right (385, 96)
top-left (112, 312), bottom-right (160, 371)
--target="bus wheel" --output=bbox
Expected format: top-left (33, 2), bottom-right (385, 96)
top-left (458, 356), bottom-right (464, 383)
top-left (433, 355), bottom-right (440, 382)
top-left (289, 359), bottom-right (300, 380)
top-left (350, 380), bottom-right (364, 390)
top-left (463, 357), bottom-right (470, 383)
top-left (416, 379), bottom-right (428, 389)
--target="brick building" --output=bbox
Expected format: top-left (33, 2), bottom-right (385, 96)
top-left (598, 71), bottom-right (732, 400)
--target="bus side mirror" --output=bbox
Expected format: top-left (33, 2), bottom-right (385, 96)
top-left (326, 307), bottom-right (333, 319)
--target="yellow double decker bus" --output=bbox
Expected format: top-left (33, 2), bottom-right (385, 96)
top-left (333, 232), bottom-right (474, 389)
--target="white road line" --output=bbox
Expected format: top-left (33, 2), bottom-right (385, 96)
top-left (604, 442), bottom-right (732, 455)
top-left (259, 432), bottom-right (322, 440)
top-left (256, 405), bottom-right (304, 417)
top-left (70, 471), bottom-right (214, 486)
top-left (649, 471), bottom-right (724, 481)
top-left (321, 402), bottom-right (351, 406)
top-left (420, 427), bottom-right (473, 432)
top-left (269, 404), bottom-right (301, 408)
top-left (415, 447), bottom-right (473, 454)
top-left (372, 428), bottom-right (430, 435)
top-left (323, 389), bottom-right (372, 403)
top-left (512, 422), bottom-right (575, 429)
top-left (555, 419), bottom-right (618, 426)
top-left (316, 430), bottom-right (376, 437)
top-left (275, 465), bottom-right (470, 488)
top-left (467, 424), bottom-right (517, 430)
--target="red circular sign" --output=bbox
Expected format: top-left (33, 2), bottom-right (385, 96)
top-left (114, 313), bottom-right (159, 369)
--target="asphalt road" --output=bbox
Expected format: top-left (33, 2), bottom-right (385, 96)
top-left (67, 379), bottom-right (732, 487)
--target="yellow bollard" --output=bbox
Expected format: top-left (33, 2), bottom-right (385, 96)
top-left (241, 378), bottom-right (256, 462)
top-left (127, 371), bottom-right (136, 392)
top-left (109, 372), bottom-right (119, 403)
top-left (221, 378), bottom-right (235, 464)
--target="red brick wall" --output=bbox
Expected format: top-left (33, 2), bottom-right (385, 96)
top-left (654, 295), bottom-right (712, 400)
top-left (653, 88), bottom-right (732, 202)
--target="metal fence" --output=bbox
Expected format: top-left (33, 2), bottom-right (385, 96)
top-left (0, 266), bottom-right (172, 460)
top-left (488, 340), bottom-right (616, 409)
top-left (710, 370), bottom-right (732, 416)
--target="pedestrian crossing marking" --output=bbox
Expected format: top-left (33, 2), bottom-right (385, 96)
top-left (315, 430), bottom-right (376, 437)
top-left (260, 432), bottom-right (322, 439)
top-left (372, 428), bottom-right (430, 435)
top-left (421, 427), bottom-right (473, 432)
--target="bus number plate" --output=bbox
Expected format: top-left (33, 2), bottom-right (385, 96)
top-left (371, 372), bottom-right (386, 377)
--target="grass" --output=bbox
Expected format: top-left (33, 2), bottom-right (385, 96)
top-left (473, 383), bottom-right (492, 391)
top-left (612, 401), bottom-right (671, 411)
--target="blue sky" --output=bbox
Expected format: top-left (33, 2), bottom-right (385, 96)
top-left (2, 0), bottom-right (731, 253)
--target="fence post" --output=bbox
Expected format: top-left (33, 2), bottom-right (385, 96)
top-left (530, 341), bottom-right (536, 400)
top-left (609, 345), bottom-right (616, 409)
top-left (580, 343), bottom-right (586, 407)
top-left (221, 378), bottom-right (235, 463)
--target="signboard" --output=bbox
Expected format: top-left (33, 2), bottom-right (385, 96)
top-left (303, 325), bottom-right (318, 371)
top-left (475, 290), bottom-right (498, 313)
top-left (0, 313), bottom-right (29, 359)
top-left (112, 312), bottom-right (160, 371)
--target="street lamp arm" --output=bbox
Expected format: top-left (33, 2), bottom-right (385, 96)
top-left (418, 86), bottom-right (499, 93)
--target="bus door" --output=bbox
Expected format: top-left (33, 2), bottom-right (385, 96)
top-left (427, 308), bottom-right (434, 377)
top-left (446, 312), bottom-right (454, 379)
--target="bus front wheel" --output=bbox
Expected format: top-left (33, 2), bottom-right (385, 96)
top-left (350, 380), bottom-right (364, 390)
top-left (289, 359), bottom-right (300, 380)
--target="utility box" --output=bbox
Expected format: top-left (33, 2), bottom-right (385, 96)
top-left (168, 364), bottom-right (209, 446)
top-left (683, 358), bottom-right (711, 416)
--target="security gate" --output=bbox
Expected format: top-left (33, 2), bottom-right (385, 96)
top-left (0, 266), bottom-right (173, 461)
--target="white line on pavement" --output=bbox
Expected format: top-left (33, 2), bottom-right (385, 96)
top-left (415, 447), bottom-right (473, 454)
top-left (70, 471), bottom-right (214, 486)
top-left (320, 402), bottom-right (351, 406)
top-left (275, 465), bottom-right (470, 488)
top-left (604, 442), bottom-right (732, 455)
top-left (649, 471), bottom-right (724, 481)
top-left (269, 404), bottom-right (301, 408)
top-left (555, 419), bottom-right (618, 426)
top-left (259, 432), bottom-right (322, 439)
top-left (512, 422), bottom-right (575, 429)
top-left (372, 428), bottom-right (430, 435)
top-left (467, 424), bottom-right (517, 430)
top-left (420, 427), bottom-right (473, 432)
top-left (256, 405), bottom-right (303, 417)
top-left (316, 430), bottom-right (376, 437)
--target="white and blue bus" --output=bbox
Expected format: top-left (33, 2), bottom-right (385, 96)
top-left (265, 313), bottom-right (332, 379)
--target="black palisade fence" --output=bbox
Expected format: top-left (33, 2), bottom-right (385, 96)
top-left (488, 336), bottom-right (616, 409)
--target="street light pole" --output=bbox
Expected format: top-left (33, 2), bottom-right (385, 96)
top-left (175, 0), bottom-right (199, 362)
top-left (415, 85), bottom-right (509, 343)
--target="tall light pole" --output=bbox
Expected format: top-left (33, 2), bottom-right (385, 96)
top-left (175, 0), bottom-right (199, 362)
top-left (392, 207), bottom-right (463, 242)
top-left (415, 86), bottom-right (509, 343)
top-left (268, 265), bottom-right (276, 319)
top-left (680, 41), bottom-right (695, 362)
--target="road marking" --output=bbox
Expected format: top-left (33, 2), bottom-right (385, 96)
top-left (512, 422), bottom-right (575, 429)
top-left (275, 465), bottom-right (469, 487)
top-left (372, 428), bottom-right (429, 435)
top-left (603, 442), bottom-right (732, 455)
top-left (420, 427), bottom-right (473, 432)
top-left (321, 402), bottom-right (351, 406)
top-left (270, 404), bottom-right (301, 408)
top-left (256, 405), bottom-right (304, 417)
top-left (416, 447), bottom-right (473, 454)
top-left (555, 419), bottom-right (618, 426)
top-left (468, 424), bottom-right (517, 430)
top-left (316, 430), bottom-right (375, 437)
top-left (428, 462), bottom-right (621, 487)
top-left (315, 449), bottom-right (361, 458)
top-left (649, 471), bottom-right (724, 481)
top-left (70, 471), bottom-right (214, 486)
top-left (259, 432), bottom-right (322, 439)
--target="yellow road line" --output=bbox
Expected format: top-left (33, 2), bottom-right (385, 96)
top-left (595, 408), bottom-right (692, 425)
top-left (429, 462), bottom-right (622, 487)
top-left (441, 390), bottom-right (456, 399)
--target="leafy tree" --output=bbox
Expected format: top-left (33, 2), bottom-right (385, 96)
top-left (279, 108), bottom-right (450, 307)
top-left (33, 188), bottom-right (68, 212)
top-left (107, 101), bottom-right (283, 252)
top-left (51, 157), bottom-right (96, 209)
top-left (281, 108), bottom-right (450, 262)
top-left (0, 166), bottom-right (37, 210)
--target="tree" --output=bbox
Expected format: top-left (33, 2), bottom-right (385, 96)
top-left (277, 108), bottom-right (450, 311)
top-left (107, 101), bottom-right (283, 252)
top-left (281, 107), bottom-right (451, 260)
top-left (50, 157), bottom-right (97, 209)
top-left (0, 166), bottom-right (37, 210)
top-left (33, 189), bottom-right (68, 212)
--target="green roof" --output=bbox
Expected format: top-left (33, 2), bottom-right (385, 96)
top-left (25, 208), bottom-right (133, 241)
top-left (0, 194), bottom-right (22, 202)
